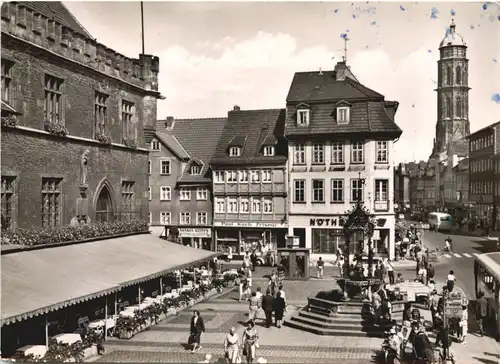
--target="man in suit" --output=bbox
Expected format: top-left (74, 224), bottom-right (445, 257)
top-left (261, 289), bottom-right (274, 328)
top-left (190, 310), bottom-right (205, 353)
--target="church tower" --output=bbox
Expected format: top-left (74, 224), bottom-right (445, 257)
top-left (432, 19), bottom-right (470, 155)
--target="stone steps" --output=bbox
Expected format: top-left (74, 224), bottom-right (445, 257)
top-left (284, 318), bottom-right (386, 338)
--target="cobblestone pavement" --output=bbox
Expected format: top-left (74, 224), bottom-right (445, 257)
top-left (94, 275), bottom-right (500, 364)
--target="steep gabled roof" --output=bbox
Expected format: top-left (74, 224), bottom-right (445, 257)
top-left (286, 71), bottom-right (383, 103)
top-left (155, 132), bottom-right (190, 160)
top-left (170, 117), bottom-right (227, 183)
top-left (211, 108), bottom-right (287, 166)
top-left (18, 2), bottom-right (93, 38)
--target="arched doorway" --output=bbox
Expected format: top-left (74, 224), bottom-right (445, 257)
top-left (95, 185), bottom-right (114, 222)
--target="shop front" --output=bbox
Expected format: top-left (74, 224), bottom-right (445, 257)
top-left (288, 214), bottom-right (395, 260)
top-left (214, 221), bottom-right (288, 257)
top-left (164, 226), bottom-right (213, 250)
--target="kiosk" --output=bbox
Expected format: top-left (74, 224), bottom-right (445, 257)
top-left (276, 236), bottom-right (310, 280)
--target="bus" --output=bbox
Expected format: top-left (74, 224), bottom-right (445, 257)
top-left (474, 252), bottom-right (500, 341)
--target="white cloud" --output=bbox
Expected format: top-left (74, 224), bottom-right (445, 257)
top-left (156, 31), bottom-right (497, 162)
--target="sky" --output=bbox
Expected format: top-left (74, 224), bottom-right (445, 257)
top-left (63, 1), bottom-right (500, 163)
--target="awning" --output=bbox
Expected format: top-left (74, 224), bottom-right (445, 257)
top-left (1, 233), bottom-right (218, 326)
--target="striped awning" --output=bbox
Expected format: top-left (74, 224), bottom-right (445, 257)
top-left (1, 233), bottom-right (217, 326)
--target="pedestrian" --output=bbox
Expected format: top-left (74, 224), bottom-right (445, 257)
top-left (239, 280), bottom-right (250, 302)
top-left (189, 310), bottom-right (205, 353)
top-left (458, 305), bottom-right (468, 343)
top-left (277, 264), bottom-right (285, 284)
top-left (380, 260), bottom-right (387, 283)
top-left (277, 284), bottom-right (287, 309)
top-left (337, 253), bottom-right (345, 277)
top-left (372, 289), bottom-right (382, 325)
top-left (261, 289), bottom-right (274, 328)
top-left (267, 275), bottom-right (276, 297)
top-left (429, 289), bottom-right (439, 327)
top-left (242, 320), bottom-right (259, 364)
top-left (419, 265), bottom-right (428, 285)
top-left (248, 292), bottom-right (260, 321)
top-left (251, 250), bottom-right (257, 272)
top-left (476, 290), bottom-right (488, 337)
top-left (316, 257), bottom-right (324, 279)
top-left (273, 291), bottom-right (286, 328)
top-left (386, 259), bottom-right (395, 285)
top-left (446, 270), bottom-right (456, 292)
top-left (427, 264), bottom-right (435, 282)
top-left (224, 327), bottom-right (240, 363)
top-left (255, 287), bottom-right (263, 303)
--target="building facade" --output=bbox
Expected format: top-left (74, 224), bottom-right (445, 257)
top-left (149, 117), bottom-right (226, 249)
top-left (211, 107), bottom-right (288, 256)
top-left (468, 121), bottom-right (500, 229)
top-left (1, 2), bottom-right (160, 230)
top-left (284, 62), bottom-right (402, 260)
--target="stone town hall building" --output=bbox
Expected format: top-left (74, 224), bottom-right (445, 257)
top-left (1, 2), bottom-right (161, 229)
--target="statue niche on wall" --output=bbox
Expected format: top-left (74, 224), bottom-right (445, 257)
top-left (80, 149), bottom-right (90, 188)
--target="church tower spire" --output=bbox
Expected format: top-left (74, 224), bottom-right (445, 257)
top-left (432, 19), bottom-right (471, 156)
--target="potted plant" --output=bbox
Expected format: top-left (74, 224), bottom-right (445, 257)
top-left (1, 114), bottom-right (18, 128)
top-left (95, 131), bottom-right (112, 145)
top-left (44, 120), bottom-right (69, 137)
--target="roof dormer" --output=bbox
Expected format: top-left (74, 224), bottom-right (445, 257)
top-left (335, 100), bottom-right (352, 124)
top-left (188, 158), bottom-right (204, 175)
top-left (261, 134), bottom-right (277, 157)
top-left (227, 135), bottom-right (246, 157)
top-left (296, 103), bottom-right (310, 126)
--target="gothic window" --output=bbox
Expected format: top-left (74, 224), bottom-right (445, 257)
top-left (446, 66), bottom-right (452, 86)
top-left (456, 97), bottom-right (462, 118)
top-left (456, 66), bottom-right (462, 85)
top-left (445, 96), bottom-right (452, 118)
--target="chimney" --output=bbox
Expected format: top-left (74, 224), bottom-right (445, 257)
top-left (233, 105), bottom-right (241, 111)
top-left (334, 61), bottom-right (347, 81)
top-left (165, 116), bottom-right (175, 131)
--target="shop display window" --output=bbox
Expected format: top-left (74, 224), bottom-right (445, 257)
top-left (312, 229), bottom-right (345, 254)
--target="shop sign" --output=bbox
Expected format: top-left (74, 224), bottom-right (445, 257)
top-left (309, 217), bottom-right (345, 227)
top-left (214, 221), bottom-right (285, 228)
top-left (178, 228), bottom-right (211, 238)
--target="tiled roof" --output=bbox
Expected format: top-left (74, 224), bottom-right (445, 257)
top-left (285, 100), bottom-right (402, 137)
top-left (211, 109), bottom-right (287, 166)
top-left (155, 132), bottom-right (190, 160)
top-left (229, 135), bottom-right (247, 147)
top-left (19, 2), bottom-right (93, 38)
top-left (171, 118), bottom-right (227, 183)
top-left (286, 71), bottom-right (383, 103)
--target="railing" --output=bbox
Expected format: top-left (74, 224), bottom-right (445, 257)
top-left (95, 210), bottom-right (144, 222)
top-left (374, 200), bottom-right (389, 212)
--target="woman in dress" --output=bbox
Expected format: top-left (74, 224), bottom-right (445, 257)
top-left (273, 291), bottom-right (286, 328)
top-left (459, 305), bottom-right (468, 344)
top-left (224, 326), bottom-right (240, 363)
top-left (242, 320), bottom-right (259, 363)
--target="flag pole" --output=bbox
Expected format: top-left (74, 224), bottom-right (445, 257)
top-left (140, 1), bottom-right (145, 54)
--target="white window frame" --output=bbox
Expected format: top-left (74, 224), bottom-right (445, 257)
top-left (263, 146), bottom-right (275, 156)
top-left (331, 142), bottom-right (344, 164)
top-left (337, 107), bottom-right (350, 124)
top-left (261, 170), bottom-right (272, 183)
top-left (148, 186), bottom-right (152, 201)
top-left (351, 141), bottom-right (364, 164)
top-left (331, 179), bottom-right (344, 203)
top-left (263, 198), bottom-right (273, 214)
top-left (160, 186), bottom-right (171, 201)
top-left (180, 212), bottom-right (191, 225)
top-left (190, 165), bottom-right (201, 175)
top-left (376, 141), bottom-right (389, 164)
top-left (239, 170), bottom-right (248, 183)
top-left (297, 109), bottom-right (309, 126)
top-left (252, 198), bottom-right (261, 213)
top-left (180, 188), bottom-right (191, 201)
top-left (294, 179), bottom-right (305, 202)
top-left (148, 160), bottom-right (151, 174)
top-left (351, 178), bottom-right (364, 202)
top-left (229, 146), bottom-right (241, 157)
top-left (196, 188), bottom-right (208, 200)
top-left (226, 170), bottom-right (237, 183)
top-left (312, 144), bottom-right (325, 164)
top-left (160, 159), bottom-right (171, 175)
top-left (215, 197), bottom-right (225, 213)
top-left (312, 179), bottom-right (325, 203)
top-left (151, 140), bottom-right (160, 151)
top-left (227, 198), bottom-right (238, 213)
top-left (250, 170), bottom-right (260, 183)
top-left (240, 198), bottom-right (249, 213)
top-left (214, 170), bottom-right (225, 183)
top-left (196, 211), bottom-right (208, 225)
top-left (160, 211), bottom-right (171, 225)
top-left (293, 144), bottom-right (305, 165)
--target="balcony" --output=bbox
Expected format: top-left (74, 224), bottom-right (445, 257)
top-left (374, 200), bottom-right (390, 212)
